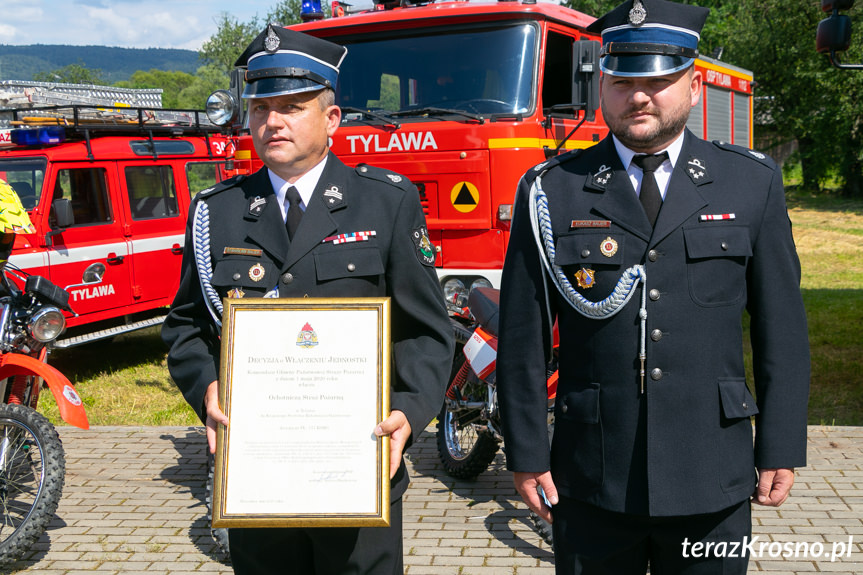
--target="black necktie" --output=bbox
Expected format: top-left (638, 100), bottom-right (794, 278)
top-left (285, 186), bottom-right (303, 240)
top-left (632, 152), bottom-right (668, 227)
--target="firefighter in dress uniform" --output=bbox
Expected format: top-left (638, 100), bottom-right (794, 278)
top-left (161, 26), bottom-right (453, 575)
top-left (496, 1), bottom-right (810, 573)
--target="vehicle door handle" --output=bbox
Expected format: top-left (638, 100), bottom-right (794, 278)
top-left (106, 253), bottom-right (125, 264)
top-left (171, 243), bottom-right (183, 255)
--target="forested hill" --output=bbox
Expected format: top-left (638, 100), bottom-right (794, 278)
top-left (0, 45), bottom-right (201, 83)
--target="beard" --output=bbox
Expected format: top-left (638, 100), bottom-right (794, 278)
top-left (602, 97), bottom-right (692, 152)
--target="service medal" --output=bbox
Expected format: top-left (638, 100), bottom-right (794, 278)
top-left (248, 263), bottom-right (266, 282)
top-left (227, 288), bottom-right (245, 299)
top-left (600, 237), bottom-right (618, 258)
top-left (575, 268), bottom-right (595, 289)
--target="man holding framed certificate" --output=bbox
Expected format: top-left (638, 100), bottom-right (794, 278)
top-left (162, 25), bottom-right (454, 575)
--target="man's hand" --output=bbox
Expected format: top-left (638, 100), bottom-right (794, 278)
top-left (203, 381), bottom-right (229, 454)
top-left (513, 471), bottom-right (559, 524)
top-left (753, 468), bottom-right (795, 507)
top-left (374, 410), bottom-right (411, 479)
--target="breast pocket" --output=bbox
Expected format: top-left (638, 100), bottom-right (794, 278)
top-left (683, 226), bottom-right (752, 307)
top-left (314, 246), bottom-right (384, 283)
top-left (212, 257), bottom-right (278, 297)
top-left (555, 232), bottom-right (625, 297)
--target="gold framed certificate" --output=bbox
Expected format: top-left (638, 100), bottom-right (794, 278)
top-left (212, 298), bottom-right (391, 528)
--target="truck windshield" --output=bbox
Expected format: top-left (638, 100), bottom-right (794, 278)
top-left (0, 158), bottom-right (46, 211)
top-left (335, 22), bottom-right (538, 117)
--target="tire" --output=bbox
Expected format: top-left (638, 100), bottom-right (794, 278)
top-left (206, 453), bottom-right (230, 561)
top-left (529, 510), bottom-right (554, 547)
top-left (0, 403), bottom-right (65, 566)
top-left (436, 354), bottom-right (499, 480)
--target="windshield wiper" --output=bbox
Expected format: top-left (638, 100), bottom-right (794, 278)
top-left (391, 107), bottom-right (484, 124)
top-left (340, 106), bottom-right (400, 128)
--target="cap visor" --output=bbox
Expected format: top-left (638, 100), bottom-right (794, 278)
top-left (600, 54), bottom-right (694, 77)
top-left (242, 77), bottom-right (326, 99)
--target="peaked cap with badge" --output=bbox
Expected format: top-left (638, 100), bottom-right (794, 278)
top-left (235, 24), bottom-right (348, 99)
top-left (586, 0), bottom-right (709, 77)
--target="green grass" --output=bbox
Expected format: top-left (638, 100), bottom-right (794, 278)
top-left (35, 187), bottom-right (863, 427)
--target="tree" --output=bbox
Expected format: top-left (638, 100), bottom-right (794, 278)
top-left (199, 13), bottom-right (261, 75)
top-left (32, 62), bottom-right (107, 85)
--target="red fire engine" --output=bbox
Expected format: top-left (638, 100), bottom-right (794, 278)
top-left (207, 0), bottom-right (754, 304)
top-left (0, 82), bottom-right (232, 347)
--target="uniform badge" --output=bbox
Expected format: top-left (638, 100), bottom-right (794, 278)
top-left (629, 0), bottom-right (647, 25)
top-left (323, 185), bottom-right (344, 207)
top-left (249, 196), bottom-right (266, 217)
top-left (387, 174), bottom-right (403, 183)
top-left (227, 288), bottom-right (245, 299)
top-left (575, 268), bottom-right (596, 289)
top-left (600, 237), bottom-right (618, 257)
top-left (296, 322), bottom-right (319, 348)
top-left (412, 226), bottom-right (436, 267)
top-left (749, 150), bottom-right (766, 160)
top-left (593, 165), bottom-right (613, 186)
top-left (248, 263), bottom-right (266, 282)
top-left (265, 26), bottom-right (281, 52)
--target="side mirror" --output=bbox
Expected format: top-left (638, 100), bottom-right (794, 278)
top-left (573, 40), bottom-right (601, 122)
top-left (51, 198), bottom-right (74, 229)
top-left (817, 0), bottom-right (863, 69)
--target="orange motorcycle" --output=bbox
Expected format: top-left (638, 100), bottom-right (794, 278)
top-left (0, 179), bottom-right (88, 564)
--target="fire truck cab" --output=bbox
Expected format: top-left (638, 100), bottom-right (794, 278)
top-left (209, 0), bottom-right (754, 304)
top-left (0, 82), bottom-right (231, 346)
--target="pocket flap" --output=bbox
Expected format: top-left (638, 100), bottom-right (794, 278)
top-left (213, 258), bottom-right (277, 288)
top-left (718, 378), bottom-right (759, 419)
top-left (555, 233), bottom-right (624, 266)
top-left (558, 385), bottom-right (600, 424)
top-left (315, 247), bottom-right (384, 282)
top-left (684, 226), bottom-right (752, 259)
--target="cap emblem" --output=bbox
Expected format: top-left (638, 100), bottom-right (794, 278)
top-left (628, 0), bottom-right (648, 26)
top-left (265, 26), bottom-right (281, 53)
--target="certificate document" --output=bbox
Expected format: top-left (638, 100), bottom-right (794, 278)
top-left (212, 298), bottom-right (390, 528)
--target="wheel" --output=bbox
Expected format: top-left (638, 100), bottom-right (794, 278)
top-left (436, 353), bottom-right (499, 480)
top-left (0, 403), bottom-right (65, 566)
top-left (206, 453), bottom-right (230, 561)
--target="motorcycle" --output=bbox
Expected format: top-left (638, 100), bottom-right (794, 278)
top-left (0, 262), bottom-right (89, 564)
top-left (436, 286), bottom-right (556, 545)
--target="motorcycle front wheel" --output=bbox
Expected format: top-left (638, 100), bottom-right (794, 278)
top-left (0, 403), bottom-right (65, 565)
top-left (436, 355), bottom-right (499, 480)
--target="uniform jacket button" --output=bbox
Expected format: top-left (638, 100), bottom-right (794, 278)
top-left (581, 249), bottom-right (591, 258)
top-left (347, 263), bottom-right (356, 272)
top-left (232, 273), bottom-right (241, 281)
top-left (651, 329), bottom-right (663, 342)
top-left (721, 242), bottom-right (729, 251)
top-left (648, 250), bottom-right (659, 262)
top-left (282, 273), bottom-right (294, 284)
top-left (649, 289), bottom-right (661, 301)
top-left (650, 368), bottom-right (663, 381)
top-left (561, 403), bottom-right (568, 414)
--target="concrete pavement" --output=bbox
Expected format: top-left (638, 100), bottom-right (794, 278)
top-left (4, 425), bottom-right (862, 574)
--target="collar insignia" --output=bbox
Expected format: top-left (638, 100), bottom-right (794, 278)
top-left (685, 157), bottom-right (712, 185)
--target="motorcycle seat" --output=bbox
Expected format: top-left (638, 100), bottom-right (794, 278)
top-left (468, 287), bottom-right (500, 337)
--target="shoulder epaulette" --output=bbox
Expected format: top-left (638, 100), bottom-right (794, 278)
top-left (197, 174), bottom-right (247, 199)
top-left (711, 141), bottom-right (776, 169)
top-left (355, 164), bottom-right (413, 191)
top-left (523, 148), bottom-right (584, 184)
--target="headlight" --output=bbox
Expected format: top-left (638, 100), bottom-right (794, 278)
top-left (206, 90), bottom-right (240, 127)
top-left (28, 307), bottom-right (66, 343)
top-left (470, 278), bottom-right (493, 292)
top-left (443, 278), bottom-right (468, 307)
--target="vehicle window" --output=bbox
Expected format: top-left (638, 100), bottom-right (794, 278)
top-left (129, 140), bottom-right (196, 156)
top-left (55, 168), bottom-right (112, 225)
top-left (543, 32), bottom-right (575, 110)
top-left (335, 22), bottom-right (538, 116)
top-left (186, 161), bottom-right (229, 198)
top-left (125, 165), bottom-right (179, 220)
top-left (0, 158), bottom-right (47, 211)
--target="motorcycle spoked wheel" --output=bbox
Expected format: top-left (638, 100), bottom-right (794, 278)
top-left (0, 403), bottom-right (65, 566)
top-left (436, 354), bottom-right (500, 480)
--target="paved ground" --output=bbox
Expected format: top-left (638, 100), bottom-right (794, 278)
top-left (4, 425), bottom-right (862, 574)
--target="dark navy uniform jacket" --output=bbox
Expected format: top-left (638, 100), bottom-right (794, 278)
top-left (497, 131), bottom-right (810, 517)
top-left (162, 152), bottom-right (454, 500)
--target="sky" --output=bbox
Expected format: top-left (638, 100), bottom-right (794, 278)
top-left (0, 0), bottom-right (343, 51)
